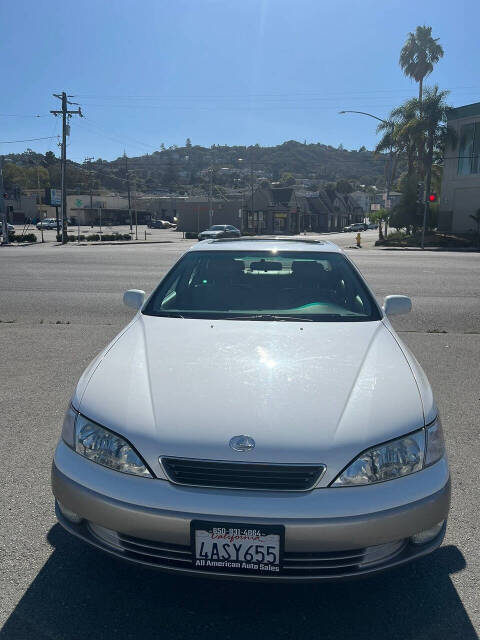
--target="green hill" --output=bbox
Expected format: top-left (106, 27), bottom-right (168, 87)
top-left (3, 141), bottom-right (394, 194)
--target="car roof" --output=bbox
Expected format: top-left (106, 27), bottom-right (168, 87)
top-left (188, 237), bottom-right (342, 253)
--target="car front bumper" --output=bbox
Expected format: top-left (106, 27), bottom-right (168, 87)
top-left (52, 440), bottom-right (450, 582)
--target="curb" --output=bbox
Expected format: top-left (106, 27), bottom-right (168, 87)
top-left (378, 246), bottom-right (480, 252)
top-left (51, 240), bottom-right (179, 247)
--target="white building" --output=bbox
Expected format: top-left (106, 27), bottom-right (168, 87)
top-left (439, 101), bottom-right (480, 233)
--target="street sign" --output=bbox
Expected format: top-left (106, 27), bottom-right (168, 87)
top-left (49, 189), bottom-right (62, 206)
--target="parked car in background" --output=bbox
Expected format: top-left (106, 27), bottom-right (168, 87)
top-left (198, 224), bottom-right (241, 240)
top-left (52, 238), bottom-right (450, 582)
top-left (36, 218), bottom-right (60, 230)
top-left (1, 222), bottom-right (15, 236)
top-left (343, 223), bottom-right (368, 233)
top-left (367, 222), bottom-right (379, 230)
top-left (148, 219), bottom-right (176, 229)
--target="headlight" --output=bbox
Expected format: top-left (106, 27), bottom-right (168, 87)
top-left (73, 414), bottom-right (152, 478)
top-left (61, 405), bottom-right (78, 448)
top-left (332, 418), bottom-right (445, 487)
top-left (424, 417), bottom-right (445, 466)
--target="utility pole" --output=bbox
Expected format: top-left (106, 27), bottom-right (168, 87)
top-left (208, 167), bottom-right (213, 227)
top-left (36, 164), bottom-right (44, 243)
top-left (51, 92), bottom-right (83, 244)
top-left (84, 156), bottom-right (94, 210)
top-left (250, 161), bottom-right (255, 234)
top-left (133, 174), bottom-right (138, 240)
top-left (124, 153), bottom-right (132, 232)
top-left (0, 157), bottom-right (8, 246)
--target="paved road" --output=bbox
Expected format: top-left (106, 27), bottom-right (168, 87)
top-left (0, 238), bottom-right (479, 639)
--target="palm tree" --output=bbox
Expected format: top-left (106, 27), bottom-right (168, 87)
top-left (418, 86), bottom-right (456, 245)
top-left (376, 101), bottom-right (421, 184)
top-left (399, 26), bottom-right (444, 104)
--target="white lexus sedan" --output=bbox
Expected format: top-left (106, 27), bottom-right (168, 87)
top-left (52, 238), bottom-right (450, 581)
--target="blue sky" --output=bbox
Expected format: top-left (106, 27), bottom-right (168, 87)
top-left (1, 0), bottom-right (479, 162)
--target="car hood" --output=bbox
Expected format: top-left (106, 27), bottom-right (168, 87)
top-left (200, 231), bottom-right (222, 236)
top-left (77, 316), bottom-right (425, 485)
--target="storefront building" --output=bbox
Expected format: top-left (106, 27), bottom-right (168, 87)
top-left (439, 101), bottom-right (480, 233)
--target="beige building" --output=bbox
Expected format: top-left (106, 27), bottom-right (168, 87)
top-left (439, 101), bottom-right (480, 233)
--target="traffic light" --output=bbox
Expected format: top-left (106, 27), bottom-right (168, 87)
top-left (416, 182), bottom-right (424, 204)
top-left (428, 193), bottom-right (437, 203)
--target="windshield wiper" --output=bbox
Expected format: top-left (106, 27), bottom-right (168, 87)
top-left (149, 311), bottom-right (186, 318)
top-left (225, 314), bottom-right (313, 322)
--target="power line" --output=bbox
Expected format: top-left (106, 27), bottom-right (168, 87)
top-left (74, 85), bottom-right (480, 99)
top-left (0, 135), bottom-right (60, 144)
top-left (77, 118), bottom-right (155, 152)
top-left (0, 113), bottom-right (49, 118)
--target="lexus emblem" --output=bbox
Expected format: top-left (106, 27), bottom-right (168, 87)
top-left (229, 435), bottom-right (255, 452)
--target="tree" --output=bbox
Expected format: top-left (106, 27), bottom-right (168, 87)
top-left (44, 151), bottom-right (57, 166)
top-left (385, 99), bottom-right (422, 179)
top-left (335, 179), bottom-right (353, 194)
top-left (389, 176), bottom-right (418, 232)
top-left (399, 25), bottom-right (444, 104)
top-left (369, 208), bottom-right (390, 240)
top-left (418, 86), bottom-right (456, 234)
top-left (279, 172), bottom-right (295, 186)
top-left (162, 157), bottom-right (178, 187)
top-left (2, 163), bottom-right (49, 190)
top-left (185, 138), bottom-right (192, 148)
top-left (358, 145), bottom-right (367, 153)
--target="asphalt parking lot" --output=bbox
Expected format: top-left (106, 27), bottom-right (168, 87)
top-left (0, 236), bottom-right (479, 639)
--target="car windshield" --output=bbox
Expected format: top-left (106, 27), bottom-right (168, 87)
top-left (143, 250), bottom-right (381, 322)
top-left (209, 226), bottom-right (225, 230)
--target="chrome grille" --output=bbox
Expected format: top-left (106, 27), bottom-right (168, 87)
top-left (161, 457), bottom-right (325, 491)
top-left (88, 524), bottom-right (369, 577)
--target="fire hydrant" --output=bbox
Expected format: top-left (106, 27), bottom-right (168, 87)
top-left (356, 232), bottom-right (361, 248)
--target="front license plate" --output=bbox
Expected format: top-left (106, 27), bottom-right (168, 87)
top-left (191, 521), bottom-right (284, 575)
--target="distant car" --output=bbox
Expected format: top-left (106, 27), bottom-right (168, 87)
top-left (367, 223), bottom-right (379, 230)
top-left (343, 223), bottom-right (367, 233)
top-left (148, 219), bottom-right (175, 229)
top-left (1, 222), bottom-right (14, 236)
top-left (37, 218), bottom-right (60, 230)
top-left (148, 220), bottom-right (165, 229)
top-left (198, 225), bottom-right (241, 241)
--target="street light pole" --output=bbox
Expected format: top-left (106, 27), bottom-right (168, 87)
top-left (339, 110), bottom-right (394, 240)
top-left (338, 110), bottom-right (388, 124)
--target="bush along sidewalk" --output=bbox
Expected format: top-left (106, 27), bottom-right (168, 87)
top-left (375, 231), bottom-right (479, 248)
top-left (56, 233), bottom-right (132, 242)
top-left (8, 233), bottom-right (38, 243)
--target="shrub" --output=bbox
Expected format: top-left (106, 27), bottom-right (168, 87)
top-left (386, 231), bottom-right (408, 242)
top-left (184, 231), bottom-right (198, 239)
top-left (11, 233), bottom-right (37, 243)
top-left (86, 234), bottom-right (100, 241)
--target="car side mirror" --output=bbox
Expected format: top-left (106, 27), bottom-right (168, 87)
top-left (123, 289), bottom-right (145, 310)
top-left (383, 295), bottom-right (412, 317)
